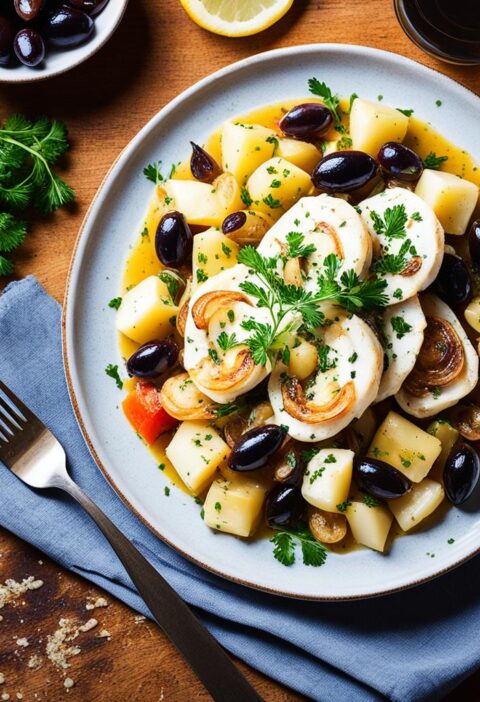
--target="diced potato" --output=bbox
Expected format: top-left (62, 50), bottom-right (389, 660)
top-left (116, 276), bottom-right (178, 344)
top-left (288, 339), bottom-right (318, 380)
top-left (415, 170), bottom-right (479, 235)
top-left (214, 172), bottom-right (244, 218)
top-left (389, 479), bottom-right (445, 531)
top-left (165, 421), bottom-right (229, 495)
top-left (246, 158), bottom-right (312, 220)
top-left (464, 296), bottom-right (480, 333)
top-left (203, 474), bottom-right (268, 537)
top-left (346, 500), bottom-right (393, 552)
top-left (221, 122), bottom-right (277, 185)
top-left (350, 98), bottom-right (409, 157)
top-left (301, 449), bottom-right (353, 513)
top-left (164, 180), bottom-right (222, 226)
top-left (192, 228), bottom-right (239, 290)
top-left (368, 411), bottom-right (441, 482)
top-left (427, 419), bottom-right (459, 482)
top-left (221, 209), bottom-right (272, 246)
top-left (275, 138), bottom-right (321, 173)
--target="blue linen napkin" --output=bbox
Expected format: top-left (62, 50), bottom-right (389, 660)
top-left (1, 276), bottom-right (479, 702)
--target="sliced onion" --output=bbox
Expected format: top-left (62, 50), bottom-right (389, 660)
top-left (191, 290), bottom-right (253, 330)
top-left (281, 376), bottom-right (356, 423)
top-left (314, 221), bottom-right (345, 259)
top-left (190, 346), bottom-right (255, 391)
top-left (403, 316), bottom-right (465, 397)
top-left (160, 372), bottom-right (216, 420)
top-left (400, 255), bottom-right (422, 277)
top-left (452, 404), bottom-right (480, 441)
top-left (176, 300), bottom-right (189, 337)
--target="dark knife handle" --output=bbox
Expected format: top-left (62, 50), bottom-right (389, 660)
top-left (60, 477), bottom-right (264, 702)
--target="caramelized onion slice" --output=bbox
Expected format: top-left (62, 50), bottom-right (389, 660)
top-left (159, 372), bottom-right (216, 420)
top-left (308, 507), bottom-right (347, 544)
top-left (191, 291), bottom-right (253, 330)
top-left (314, 221), bottom-right (345, 259)
top-left (403, 316), bottom-right (465, 397)
top-left (400, 255), bottom-right (422, 277)
top-left (190, 346), bottom-right (255, 392)
top-left (176, 300), bottom-right (189, 337)
top-left (452, 404), bottom-right (480, 441)
top-left (284, 257), bottom-right (304, 287)
top-left (281, 376), bottom-right (356, 424)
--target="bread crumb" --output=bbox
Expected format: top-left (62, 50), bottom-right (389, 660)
top-left (15, 638), bottom-right (28, 648)
top-left (27, 655), bottom-right (42, 670)
top-left (134, 615), bottom-right (146, 623)
top-left (15, 694), bottom-right (23, 700)
top-left (85, 597), bottom-right (108, 611)
top-left (63, 678), bottom-right (74, 690)
top-left (0, 578), bottom-right (43, 608)
top-left (46, 619), bottom-right (81, 670)
top-left (78, 618), bottom-right (97, 633)
top-left (97, 629), bottom-right (111, 638)
top-left (0, 674), bottom-right (4, 684)
top-left (1, 693), bottom-right (10, 701)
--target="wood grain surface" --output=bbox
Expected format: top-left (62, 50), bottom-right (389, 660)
top-left (1, 0), bottom-right (480, 699)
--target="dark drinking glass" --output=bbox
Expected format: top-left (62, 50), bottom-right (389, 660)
top-left (394, 0), bottom-right (480, 65)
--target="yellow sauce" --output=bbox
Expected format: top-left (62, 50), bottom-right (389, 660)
top-left (118, 97), bottom-right (479, 547)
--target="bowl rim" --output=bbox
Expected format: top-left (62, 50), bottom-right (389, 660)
top-left (0, 0), bottom-right (130, 84)
top-left (63, 42), bottom-right (480, 600)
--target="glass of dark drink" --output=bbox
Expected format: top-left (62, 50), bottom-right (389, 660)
top-left (394, 0), bottom-right (480, 65)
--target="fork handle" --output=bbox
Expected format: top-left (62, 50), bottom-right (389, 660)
top-left (54, 475), bottom-right (264, 702)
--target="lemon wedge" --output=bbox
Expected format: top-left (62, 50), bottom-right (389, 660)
top-left (179, 0), bottom-right (294, 37)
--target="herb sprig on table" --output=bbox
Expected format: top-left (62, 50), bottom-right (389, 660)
top-left (0, 114), bottom-right (75, 275)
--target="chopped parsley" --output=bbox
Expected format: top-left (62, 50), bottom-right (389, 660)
top-left (308, 77), bottom-right (343, 129)
top-left (373, 238), bottom-right (413, 275)
top-left (105, 364), bottom-right (123, 390)
top-left (240, 187), bottom-right (253, 206)
top-left (144, 161), bottom-right (164, 183)
top-left (208, 348), bottom-right (220, 365)
top-left (214, 502), bottom-right (222, 512)
top-left (283, 230), bottom-right (316, 261)
top-left (271, 525), bottom-right (327, 567)
top-left (397, 108), bottom-right (414, 117)
top-left (370, 204), bottom-right (407, 240)
top-left (336, 500), bottom-right (352, 513)
top-left (324, 453), bottom-right (337, 464)
top-left (196, 268), bottom-right (208, 283)
top-left (108, 296), bottom-right (122, 310)
top-left (216, 331), bottom-right (238, 351)
top-left (390, 315), bottom-right (412, 339)
top-left (423, 152), bottom-right (448, 169)
top-left (263, 193), bottom-right (282, 209)
top-left (363, 494), bottom-right (379, 508)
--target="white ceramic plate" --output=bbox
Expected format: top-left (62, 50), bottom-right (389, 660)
top-left (64, 44), bottom-right (480, 600)
top-left (0, 1), bottom-right (128, 83)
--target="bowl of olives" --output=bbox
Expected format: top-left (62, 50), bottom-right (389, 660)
top-left (0, 0), bottom-right (129, 82)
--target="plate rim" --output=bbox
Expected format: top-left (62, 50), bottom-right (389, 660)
top-left (63, 43), bottom-right (480, 601)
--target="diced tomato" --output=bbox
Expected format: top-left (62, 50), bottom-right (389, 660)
top-left (122, 381), bottom-right (178, 445)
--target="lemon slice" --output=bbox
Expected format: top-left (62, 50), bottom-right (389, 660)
top-left (179, 0), bottom-right (294, 37)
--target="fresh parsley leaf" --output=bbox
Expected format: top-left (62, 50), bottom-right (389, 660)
top-left (373, 238), bottom-right (412, 275)
top-left (241, 186), bottom-right (253, 206)
top-left (271, 525), bottom-right (327, 567)
top-left (213, 402), bottom-right (240, 418)
top-left (159, 270), bottom-right (181, 302)
top-left (271, 532), bottom-right (296, 566)
top-left (336, 500), bottom-right (352, 513)
top-left (263, 193), bottom-right (282, 209)
top-left (423, 152), bottom-right (448, 169)
top-left (0, 213), bottom-right (26, 253)
top-left (0, 255), bottom-right (13, 276)
top-left (105, 364), bottom-right (123, 390)
top-left (363, 494), bottom-right (380, 508)
top-left (317, 344), bottom-right (336, 373)
top-left (216, 331), bottom-right (238, 352)
top-left (397, 108), bottom-right (414, 116)
top-left (283, 231), bottom-right (316, 261)
top-left (370, 204), bottom-right (408, 240)
top-left (308, 77), bottom-right (342, 127)
top-left (143, 161), bottom-right (164, 183)
top-left (390, 315), bottom-right (412, 339)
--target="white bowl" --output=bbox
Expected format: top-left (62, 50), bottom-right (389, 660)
top-left (0, 1), bottom-right (129, 83)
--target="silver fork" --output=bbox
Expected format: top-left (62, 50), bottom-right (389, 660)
top-left (0, 379), bottom-right (263, 702)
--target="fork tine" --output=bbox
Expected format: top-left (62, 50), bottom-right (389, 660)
top-left (0, 379), bottom-right (38, 424)
top-left (0, 400), bottom-right (20, 435)
top-left (0, 394), bottom-right (25, 427)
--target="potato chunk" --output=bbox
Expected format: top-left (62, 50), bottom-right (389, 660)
top-left (192, 229), bottom-right (239, 290)
top-left (203, 474), bottom-right (268, 537)
top-left (427, 419), bottom-right (459, 481)
top-left (116, 275), bottom-right (178, 344)
top-left (221, 122), bottom-right (277, 185)
top-left (350, 98), bottom-right (409, 157)
top-left (464, 296), bottom-right (480, 333)
top-left (389, 479), bottom-right (445, 531)
top-left (368, 411), bottom-right (441, 482)
top-left (165, 421), bottom-right (228, 495)
top-left (247, 158), bottom-right (312, 220)
top-left (275, 138), bottom-right (321, 173)
top-left (301, 449), bottom-right (353, 513)
top-left (346, 500), bottom-right (393, 552)
top-left (415, 169), bottom-right (479, 235)
top-left (164, 180), bottom-right (221, 227)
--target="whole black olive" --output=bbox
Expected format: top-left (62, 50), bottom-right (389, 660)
top-left (126, 340), bottom-right (179, 379)
top-left (312, 151), bottom-right (378, 193)
top-left (222, 211), bottom-right (246, 235)
top-left (0, 16), bottom-right (15, 65)
top-left (14, 28), bottom-right (45, 66)
top-left (444, 443), bottom-right (480, 505)
top-left (14, 0), bottom-right (46, 22)
top-left (279, 103), bottom-right (333, 140)
top-left (66, 0), bottom-right (109, 16)
top-left (190, 142), bottom-right (221, 184)
top-left (155, 211), bottom-right (193, 267)
top-left (435, 253), bottom-right (472, 305)
top-left (43, 5), bottom-right (94, 47)
top-left (378, 142), bottom-right (424, 183)
top-left (354, 457), bottom-right (412, 500)
top-left (265, 483), bottom-right (304, 528)
top-left (228, 424), bottom-right (286, 472)
top-left (468, 220), bottom-right (480, 269)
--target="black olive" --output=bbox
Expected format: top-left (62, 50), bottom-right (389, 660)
top-left (190, 142), bottom-right (221, 184)
top-left (444, 443), bottom-right (480, 505)
top-left (0, 16), bottom-right (15, 65)
top-left (435, 253), bottom-right (472, 305)
top-left (126, 340), bottom-right (178, 379)
top-left (354, 457), bottom-right (412, 500)
top-left (265, 483), bottom-right (304, 528)
top-left (66, 0), bottom-right (109, 15)
top-left (468, 220), bottom-right (480, 269)
top-left (155, 211), bottom-right (193, 267)
top-left (378, 142), bottom-right (424, 183)
top-left (279, 103), bottom-right (333, 141)
top-left (14, 28), bottom-right (45, 66)
top-left (14, 0), bottom-right (46, 22)
top-left (43, 5), bottom-right (94, 47)
top-left (222, 211), bottom-right (246, 235)
top-left (312, 151), bottom-right (378, 193)
top-left (228, 424), bottom-right (286, 472)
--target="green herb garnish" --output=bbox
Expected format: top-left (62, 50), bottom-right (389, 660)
top-left (423, 152), bottom-right (448, 169)
top-left (105, 364), bottom-right (123, 390)
top-left (271, 525), bottom-right (327, 567)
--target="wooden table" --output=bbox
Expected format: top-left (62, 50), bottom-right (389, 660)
top-left (1, 0), bottom-right (480, 699)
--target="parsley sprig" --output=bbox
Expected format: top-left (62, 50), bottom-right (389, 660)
top-left (308, 78), bottom-right (344, 131)
top-left (370, 204), bottom-right (407, 240)
top-left (271, 525), bottom-right (327, 567)
top-left (373, 238), bottom-right (413, 275)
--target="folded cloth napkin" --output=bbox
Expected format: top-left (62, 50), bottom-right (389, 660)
top-left (1, 276), bottom-right (480, 702)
